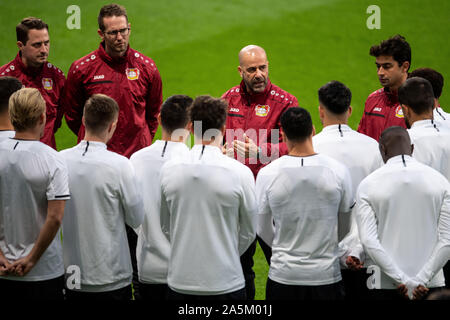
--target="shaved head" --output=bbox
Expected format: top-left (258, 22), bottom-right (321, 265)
top-left (379, 126), bottom-right (413, 163)
top-left (238, 45), bottom-right (269, 94)
top-left (238, 45), bottom-right (267, 66)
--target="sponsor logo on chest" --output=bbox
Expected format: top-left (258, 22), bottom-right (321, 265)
top-left (373, 107), bottom-right (383, 112)
top-left (42, 78), bottom-right (53, 90)
top-left (93, 75), bottom-right (105, 80)
top-left (255, 105), bottom-right (270, 117)
top-left (229, 108), bottom-right (240, 113)
top-left (126, 68), bottom-right (139, 80)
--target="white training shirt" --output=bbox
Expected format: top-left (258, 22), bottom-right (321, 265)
top-left (60, 141), bottom-right (144, 292)
top-left (130, 140), bottom-right (190, 284)
top-left (356, 155), bottom-right (450, 289)
top-left (160, 144), bottom-right (256, 295)
top-left (408, 119), bottom-right (450, 181)
top-left (0, 130), bottom-right (15, 142)
top-left (313, 124), bottom-right (383, 264)
top-left (434, 106), bottom-right (450, 127)
top-left (256, 154), bottom-right (354, 286)
top-left (0, 138), bottom-right (70, 281)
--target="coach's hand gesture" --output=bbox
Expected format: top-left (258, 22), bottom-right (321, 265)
top-left (10, 255), bottom-right (37, 277)
top-left (233, 134), bottom-right (259, 159)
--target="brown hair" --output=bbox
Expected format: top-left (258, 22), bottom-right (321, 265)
top-left (98, 4), bottom-right (128, 31)
top-left (16, 17), bottom-right (48, 44)
top-left (9, 88), bottom-right (46, 131)
top-left (188, 95), bottom-right (227, 137)
top-left (83, 94), bottom-right (119, 135)
top-left (0, 77), bottom-right (22, 113)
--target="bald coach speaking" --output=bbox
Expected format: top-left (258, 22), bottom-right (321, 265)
top-left (221, 45), bottom-right (298, 300)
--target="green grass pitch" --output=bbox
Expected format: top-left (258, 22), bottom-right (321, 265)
top-left (1, 0), bottom-right (449, 300)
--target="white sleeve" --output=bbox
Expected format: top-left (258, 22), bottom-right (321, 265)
top-left (119, 160), bottom-right (144, 229)
top-left (255, 169), bottom-right (275, 247)
top-left (47, 154), bottom-right (70, 201)
top-left (238, 167), bottom-right (257, 255)
top-left (338, 210), bottom-right (365, 261)
top-left (338, 165), bottom-right (354, 241)
top-left (159, 167), bottom-right (171, 242)
top-left (415, 186), bottom-right (450, 285)
top-left (356, 186), bottom-right (409, 285)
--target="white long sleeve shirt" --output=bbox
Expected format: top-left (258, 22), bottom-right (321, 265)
top-left (0, 138), bottom-right (70, 281)
top-left (408, 119), bottom-right (450, 181)
top-left (313, 124), bottom-right (383, 263)
top-left (0, 130), bottom-right (14, 142)
top-left (434, 106), bottom-right (450, 127)
top-left (130, 140), bottom-right (190, 284)
top-left (256, 154), bottom-right (354, 286)
top-left (160, 144), bottom-right (256, 295)
top-left (60, 141), bottom-right (144, 292)
top-left (356, 155), bottom-right (450, 289)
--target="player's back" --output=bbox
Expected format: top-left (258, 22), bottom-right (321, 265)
top-left (258, 153), bottom-right (353, 285)
top-left (60, 141), bottom-right (143, 291)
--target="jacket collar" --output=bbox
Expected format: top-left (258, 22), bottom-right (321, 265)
top-left (383, 86), bottom-right (399, 104)
top-left (14, 52), bottom-right (44, 77)
top-left (239, 79), bottom-right (272, 103)
top-left (98, 42), bottom-right (130, 66)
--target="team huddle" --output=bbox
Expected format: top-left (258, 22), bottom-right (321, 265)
top-left (0, 4), bottom-right (450, 301)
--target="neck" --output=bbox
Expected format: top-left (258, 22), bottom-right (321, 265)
top-left (389, 73), bottom-right (408, 93)
top-left (322, 117), bottom-right (348, 128)
top-left (83, 132), bottom-right (108, 143)
top-left (287, 140), bottom-right (315, 157)
top-left (161, 130), bottom-right (187, 143)
top-left (0, 115), bottom-right (14, 131)
top-left (14, 130), bottom-right (40, 141)
top-left (410, 111), bottom-right (433, 125)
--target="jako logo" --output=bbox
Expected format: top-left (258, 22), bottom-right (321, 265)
top-left (94, 75), bottom-right (105, 80)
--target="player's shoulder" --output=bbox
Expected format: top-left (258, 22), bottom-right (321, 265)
top-left (267, 82), bottom-right (297, 104)
top-left (366, 87), bottom-right (386, 102)
top-left (128, 48), bottom-right (159, 75)
top-left (43, 61), bottom-right (65, 79)
top-left (0, 58), bottom-right (16, 75)
top-left (68, 49), bottom-right (100, 76)
top-left (222, 84), bottom-right (241, 99)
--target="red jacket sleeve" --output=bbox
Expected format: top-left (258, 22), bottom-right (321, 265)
top-left (145, 66), bottom-right (163, 139)
top-left (62, 63), bottom-right (86, 136)
top-left (54, 74), bottom-right (66, 133)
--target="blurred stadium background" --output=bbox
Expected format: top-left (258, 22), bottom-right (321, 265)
top-left (1, 0), bottom-right (449, 299)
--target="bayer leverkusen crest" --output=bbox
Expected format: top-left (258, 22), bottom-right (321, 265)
top-left (126, 68), bottom-right (139, 80)
top-left (395, 105), bottom-right (404, 118)
top-left (255, 105), bottom-right (270, 117)
top-left (42, 78), bottom-right (53, 90)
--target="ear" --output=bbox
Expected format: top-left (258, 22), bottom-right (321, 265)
top-left (157, 113), bottom-right (162, 126)
top-left (221, 124), bottom-right (226, 136)
top-left (97, 29), bottom-right (105, 41)
top-left (401, 61), bottom-right (410, 73)
top-left (348, 105), bottom-right (353, 117)
top-left (312, 125), bottom-right (316, 136)
top-left (238, 65), bottom-right (243, 78)
top-left (82, 116), bottom-right (86, 127)
top-left (39, 112), bottom-right (46, 125)
top-left (17, 41), bottom-right (24, 50)
top-left (401, 104), bottom-right (410, 117)
top-left (187, 122), bottom-right (194, 134)
top-left (281, 129), bottom-right (287, 143)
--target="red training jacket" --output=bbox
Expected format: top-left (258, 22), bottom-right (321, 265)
top-left (0, 53), bottom-right (65, 149)
top-left (222, 80), bottom-right (298, 178)
top-left (357, 87), bottom-right (406, 141)
top-left (62, 42), bottom-right (162, 158)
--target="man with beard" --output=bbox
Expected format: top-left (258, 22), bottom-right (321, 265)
top-left (221, 45), bottom-right (298, 299)
top-left (357, 35), bottom-right (411, 141)
top-left (62, 4), bottom-right (163, 299)
top-left (0, 17), bottom-right (65, 149)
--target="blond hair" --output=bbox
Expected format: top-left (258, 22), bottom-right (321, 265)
top-left (9, 88), bottom-right (46, 131)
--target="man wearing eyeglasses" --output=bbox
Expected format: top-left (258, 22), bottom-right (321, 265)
top-left (62, 4), bottom-right (162, 159)
top-left (62, 3), bottom-right (163, 300)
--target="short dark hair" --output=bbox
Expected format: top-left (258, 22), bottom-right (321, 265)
top-left (160, 95), bottom-right (193, 133)
top-left (318, 80), bottom-right (352, 115)
top-left (189, 95), bottom-right (227, 137)
top-left (280, 107), bottom-right (313, 142)
top-left (398, 77), bottom-right (435, 115)
top-left (83, 94), bottom-right (119, 135)
top-left (98, 4), bottom-right (128, 32)
top-left (370, 35), bottom-right (411, 71)
top-left (0, 77), bottom-right (22, 113)
top-left (409, 68), bottom-right (444, 99)
top-left (16, 17), bottom-right (49, 44)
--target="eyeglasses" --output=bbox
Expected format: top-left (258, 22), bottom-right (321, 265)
top-left (104, 27), bottom-right (130, 37)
